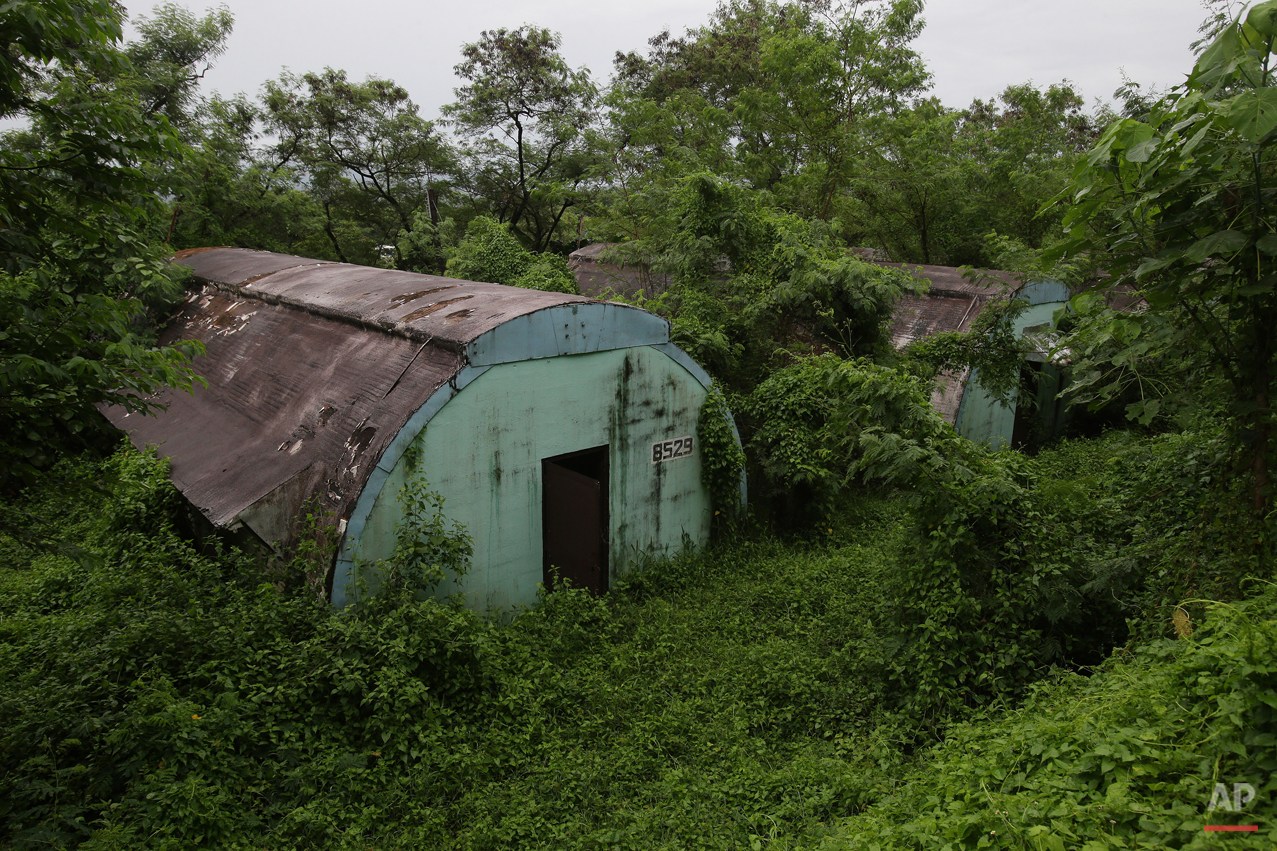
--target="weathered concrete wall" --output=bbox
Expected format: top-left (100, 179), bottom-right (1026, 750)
top-left (344, 345), bottom-right (711, 612)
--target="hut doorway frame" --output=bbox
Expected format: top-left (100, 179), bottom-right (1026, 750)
top-left (541, 445), bottom-right (610, 594)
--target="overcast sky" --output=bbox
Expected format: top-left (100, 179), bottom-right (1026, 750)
top-left (123, 0), bottom-right (1212, 116)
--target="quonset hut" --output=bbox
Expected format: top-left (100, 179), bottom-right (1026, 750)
top-left (885, 263), bottom-right (1073, 448)
top-left (107, 248), bottom-right (737, 611)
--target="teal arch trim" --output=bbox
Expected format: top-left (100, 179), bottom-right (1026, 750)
top-left (1013, 279), bottom-right (1070, 306)
top-left (465, 302), bottom-right (670, 366)
top-left (330, 363), bottom-right (490, 606)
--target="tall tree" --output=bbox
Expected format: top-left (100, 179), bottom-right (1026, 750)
top-left (262, 69), bottom-right (453, 268)
top-left (0, 1), bottom-right (212, 485)
top-left (445, 26), bottom-right (599, 251)
top-left (847, 99), bottom-right (970, 263)
top-left (168, 94), bottom-right (327, 255)
top-left (960, 83), bottom-right (1097, 254)
top-left (605, 1), bottom-right (928, 222)
top-left (1055, 0), bottom-right (1277, 514)
top-left (125, 2), bottom-right (234, 127)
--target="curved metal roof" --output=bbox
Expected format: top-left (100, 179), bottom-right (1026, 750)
top-left (106, 248), bottom-right (671, 555)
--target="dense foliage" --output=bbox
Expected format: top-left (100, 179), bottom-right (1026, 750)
top-left (1, 426), bottom-right (1270, 846)
top-left (446, 215), bottom-right (580, 293)
top-left (0, 448), bottom-right (904, 847)
top-left (837, 584), bottom-right (1277, 849)
top-left (0, 1), bottom-right (208, 486)
top-left (1055, 1), bottom-right (1277, 514)
top-left (4, 0), bottom-right (1277, 846)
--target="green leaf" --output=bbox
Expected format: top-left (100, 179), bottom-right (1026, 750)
top-left (1246, 1), bottom-right (1277, 37)
top-left (1179, 122), bottom-right (1212, 159)
top-left (1191, 26), bottom-right (1246, 91)
top-left (1134, 255), bottom-right (1176, 279)
top-left (1125, 135), bottom-right (1159, 163)
top-left (1219, 87), bottom-right (1277, 143)
top-left (1184, 230), bottom-right (1248, 262)
top-left (1257, 233), bottom-right (1277, 255)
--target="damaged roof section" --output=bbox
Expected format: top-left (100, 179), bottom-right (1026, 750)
top-left (881, 263), bottom-right (1016, 423)
top-left (884, 262), bottom-right (1015, 349)
top-left (175, 246), bottom-right (595, 350)
top-left (105, 247), bottom-right (671, 553)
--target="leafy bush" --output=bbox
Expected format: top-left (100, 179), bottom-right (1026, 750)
top-left (900, 296), bottom-right (1029, 403)
top-left (446, 215), bottom-right (579, 293)
top-left (512, 251), bottom-right (579, 294)
top-left (741, 354), bottom-right (946, 529)
top-left (697, 382), bottom-right (746, 533)
top-left (866, 421), bottom-right (1272, 736)
top-left (621, 175), bottom-right (915, 389)
top-left (835, 584), bottom-right (1277, 849)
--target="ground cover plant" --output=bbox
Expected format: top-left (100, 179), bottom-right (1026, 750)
top-left (1, 422), bottom-right (1271, 847)
top-left (0, 447), bottom-right (909, 848)
top-left (831, 584), bottom-right (1277, 850)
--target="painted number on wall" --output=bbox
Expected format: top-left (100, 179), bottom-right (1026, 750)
top-left (652, 436), bottom-right (694, 464)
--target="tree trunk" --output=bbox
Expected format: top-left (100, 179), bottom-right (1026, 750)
top-left (321, 201), bottom-right (347, 263)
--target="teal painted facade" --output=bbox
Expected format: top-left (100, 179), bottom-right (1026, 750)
top-left (111, 250), bottom-right (735, 614)
top-left (333, 345), bottom-right (713, 612)
top-left (955, 280), bottom-right (1071, 448)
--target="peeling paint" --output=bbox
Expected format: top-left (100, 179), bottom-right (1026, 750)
top-left (401, 295), bottom-right (474, 322)
top-left (212, 309), bottom-right (256, 337)
top-left (390, 286), bottom-right (456, 306)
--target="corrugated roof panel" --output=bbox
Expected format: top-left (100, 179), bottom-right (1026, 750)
top-left (175, 247), bottom-right (593, 350)
top-left (106, 284), bottom-right (461, 544)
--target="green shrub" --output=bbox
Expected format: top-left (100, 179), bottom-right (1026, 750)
top-left (446, 214), bottom-right (530, 284)
top-left (447, 215), bottom-right (579, 293)
top-left (512, 251), bottom-right (579, 294)
top-left (834, 585), bottom-right (1277, 849)
top-left (697, 382), bottom-right (746, 534)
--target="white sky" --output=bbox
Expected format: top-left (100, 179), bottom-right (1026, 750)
top-left (124, 0), bottom-right (1212, 115)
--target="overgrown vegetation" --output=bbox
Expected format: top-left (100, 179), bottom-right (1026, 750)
top-left (4, 0), bottom-right (1277, 845)
top-left (1, 420), bottom-right (1270, 846)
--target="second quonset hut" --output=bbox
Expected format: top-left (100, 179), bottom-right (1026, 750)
top-left (108, 248), bottom-right (737, 612)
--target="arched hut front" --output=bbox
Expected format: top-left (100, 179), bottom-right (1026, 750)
top-left (108, 248), bottom-right (735, 611)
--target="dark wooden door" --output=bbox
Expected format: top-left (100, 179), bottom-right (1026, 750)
top-left (542, 448), bottom-right (608, 594)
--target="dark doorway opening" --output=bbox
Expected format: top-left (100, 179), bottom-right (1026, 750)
top-left (542, 445), bottom-right (609, 595)
top-left (1012, 361), bottom-right (1067, 453)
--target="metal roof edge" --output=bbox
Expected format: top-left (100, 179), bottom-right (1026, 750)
top-left (330, 363), bottom-right (492, 607)
top-left (193, 276), bottom-right (468, 354)
top-left (465, 301), bottom-right (670, 366)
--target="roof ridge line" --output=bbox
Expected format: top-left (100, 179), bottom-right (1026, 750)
top-left (195, 274), bottom-right (466, 354)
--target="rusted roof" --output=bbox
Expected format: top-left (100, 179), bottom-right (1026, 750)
top-left (879, 264), bottom-right (1023, 423)
top-left (105, 247), bottom-right (670, 552)
top-left (883, 262), bottom-right (1017, 350)
top-left (176, 247), bottom-right (592, 349)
